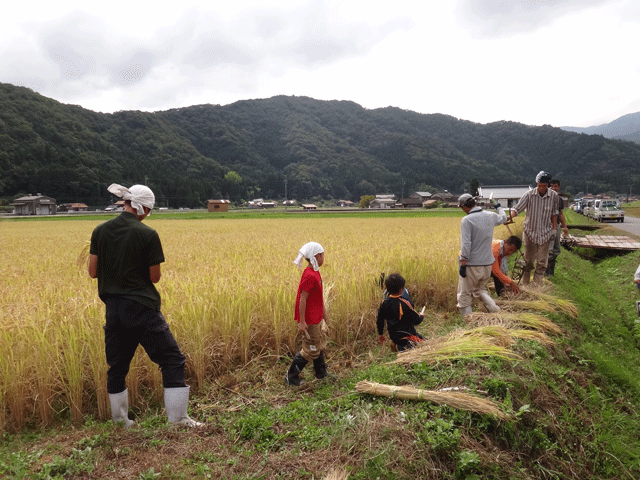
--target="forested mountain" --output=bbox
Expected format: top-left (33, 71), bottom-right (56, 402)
top-left (2, 82), bottom-right (640, 207)
top-left (561, 111), bottom-right (640, 144)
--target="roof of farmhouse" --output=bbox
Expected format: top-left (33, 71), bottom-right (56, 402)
top-left (477, 185), bottom-right (532, 199)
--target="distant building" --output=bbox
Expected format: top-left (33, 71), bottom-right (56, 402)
top-left (410, 192), bottom-right (432, 202)
top-left (247, 198), bottom-right (276, 208)
top-left (477, 185), bottom-right (532, 208)
top-left (248, 198), bottom-right (265, 208)
top-left (11, 194), bottom-right (56, 215)
top-left (207, 199), bottom-right (230, 212)
top-left (369, 194), bottom-right (397, 209)
top-left (398, 197), bottom-right (423, 208)
top-left (337, 199), bottom-right (354, 207)
top-left (430, 190), bottom-right (457, 207)
top-left (58, 203), bottom-right (88, 212)
top-left (302, 204), bottom-right (317, 211)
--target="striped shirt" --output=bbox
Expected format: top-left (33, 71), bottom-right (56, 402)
top-left (460, 206), bottom-right (508, 266)
top-left (512, 188), bottom-right (559, 244)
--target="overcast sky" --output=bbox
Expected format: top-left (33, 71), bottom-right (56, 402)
top-left (2, 0), bottom-right (638, 128)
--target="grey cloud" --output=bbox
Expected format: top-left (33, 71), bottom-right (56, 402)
top-left (184, 40), bottom-right (254, 69)
top-left (456, 0), bottom-right (615, 37)
top-left (47, 39), bottom-right (97, 79)
top-left (254, 5), bottom-right (412, 67)
top-left (4, 2), bottom-right (413, 112)
top-left (112, 51), bottom-right (156, 85)
top-left (175, 4), bottom-right (412, 73)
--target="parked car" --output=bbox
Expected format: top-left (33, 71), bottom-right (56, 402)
top-left (582, 200), bottom-right (594, 217)
top-left (573, 198), bottom-right (583, 214)
top-left (592, 199), bottom-right (625, 222)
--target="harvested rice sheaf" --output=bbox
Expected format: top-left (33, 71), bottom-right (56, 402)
top-left (452, 325), bottom-right (555, 347)
top-left (498, 286), bottom-right (578, 319)
top-left (464, 312), bottom-right (562, 335)
top-left (389, 335), bottom-right (522, 366)
top-left (355, 380), bottom-right (509, 420)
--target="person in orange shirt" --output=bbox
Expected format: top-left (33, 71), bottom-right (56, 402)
top-left (491, 236), bottom-right (522, 296)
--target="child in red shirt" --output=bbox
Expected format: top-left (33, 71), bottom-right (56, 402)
top-left (285, 242), bottom-right (330, 386)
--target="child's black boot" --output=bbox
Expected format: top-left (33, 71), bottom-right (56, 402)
top-left (313, 352), bottom-right (328, 379)
top-left (284, 353), bottom-right (308, 386)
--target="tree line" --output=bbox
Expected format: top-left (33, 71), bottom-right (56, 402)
top-left (2, 82), bottom-right (640, 208)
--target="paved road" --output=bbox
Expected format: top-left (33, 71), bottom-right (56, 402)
top-left (609, 215), bottom-right (640, 238)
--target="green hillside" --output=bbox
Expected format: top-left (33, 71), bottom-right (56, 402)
top-left (2, 82), bottom-right (640, 207)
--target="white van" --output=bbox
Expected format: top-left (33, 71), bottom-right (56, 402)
top-left (582, 200), bottom-right (594, 217)
top-left (592, 199), bottom-right (624, 223)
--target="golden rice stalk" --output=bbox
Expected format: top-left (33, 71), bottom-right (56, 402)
top-left (500, 287), bottom-right (578, 319)
top-left (508, 329), bottom-right (555, 345)
top-left (323, 467), bottom-right (349, 480)
top-left (495, 299), bottom-right (556, 315)
top-left (355, 381), bottom-right (509, 420)
top-left (465, 312), bottom-right (562, 335)
top-left (451, 325), bottom-right (554, 347)
top-left (529, 293), bottom-right (578, 319)
top-left (452, 326), bottom-right (517, 347)
top-left (76, 240), bottom-right (91, 269)
top-left (389, 336), bottom-right (521, 366)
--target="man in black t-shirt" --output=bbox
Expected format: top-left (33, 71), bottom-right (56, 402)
top-left (89, 183), bottom-right (201, 427)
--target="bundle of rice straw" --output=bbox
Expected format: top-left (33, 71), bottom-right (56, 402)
top-left (464, 312), bottom-right (562, 335)
top-left (497, 286), bottom-right (578, 319)
top-left (323, 467), bottom-right (349, 480)
top-left (453, 325), bottom-right (554, 347)
top-left (389, 335), bottom-right (521, 366)
top-left (355, 380), bottom-right (508, 420)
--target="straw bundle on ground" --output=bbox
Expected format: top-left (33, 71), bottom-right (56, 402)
top-left (465, 311), bottom-right (562, 335)
top-left (452, 325), bottom-right (555, 347)
top-left (495, 299), bottom-right (559, 316)
top-left (355, 380), bottom-right (508, 420)
top-left (389, 335), bottom-right (521, 366)
top-left (323, 467), bottom-right (349, 480)
top-left (498, 287), bottom-right (578, 319)
top-left (453, 326), bottom-right (517, 347)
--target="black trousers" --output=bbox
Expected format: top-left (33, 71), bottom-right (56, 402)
top-left (491, 273), bottom-right (505, 297)
top-left (104, 298), bottom-right (186, 394)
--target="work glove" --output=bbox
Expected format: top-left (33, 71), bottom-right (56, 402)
top-left (492, 202), bottom-right (501, 209)
top-left (459, 265), bottom-right (467, 278)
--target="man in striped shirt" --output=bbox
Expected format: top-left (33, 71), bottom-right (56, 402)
top-left (508, 171), bottom-right (559, 285)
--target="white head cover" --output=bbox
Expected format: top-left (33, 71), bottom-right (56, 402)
top-left (107, 183), bottom-right (155, 215)
top-left (293, 242), bottom-right (324, 271)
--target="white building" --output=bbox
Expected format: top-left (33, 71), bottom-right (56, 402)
top-left (477, 185), bottom-right (532, 208)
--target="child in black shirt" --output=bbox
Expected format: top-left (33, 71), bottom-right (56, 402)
top-left (377, 273), bottom-right (425, 351)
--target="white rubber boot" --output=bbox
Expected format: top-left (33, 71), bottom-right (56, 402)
top-left (479, 291), bottom-right (501, 313)
top-left (458, 305), bottom-right (473, 316)
top-left (164, 386), bottom-right (203, 427)
top-left (109, 389), bottom-right (134, 428)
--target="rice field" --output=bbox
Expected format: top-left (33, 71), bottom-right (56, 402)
top-left (2, 214), bottom-right (521, 431)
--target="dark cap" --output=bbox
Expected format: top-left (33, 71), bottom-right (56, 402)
top-left (458, 193), bottom-right (474, 207)
top-left (535, 171), bottom-right (552, 185)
